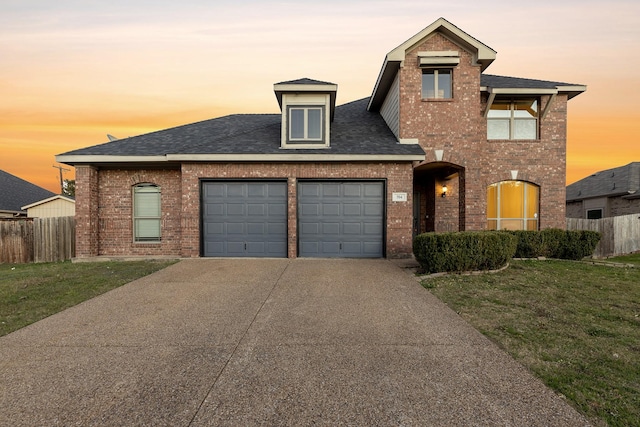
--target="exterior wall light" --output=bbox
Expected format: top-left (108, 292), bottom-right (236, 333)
top-left (441, 185), bottom-right (448, 197)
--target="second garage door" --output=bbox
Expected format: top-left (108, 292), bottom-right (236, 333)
top-left (298, 181), bottom-right (384, 258)
top-left (202, 181), bottom-right (287, 257)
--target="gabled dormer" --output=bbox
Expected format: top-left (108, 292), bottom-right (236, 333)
top-left (274, 78), bottom-right (337, 149)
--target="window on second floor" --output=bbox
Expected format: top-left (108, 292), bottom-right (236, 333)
top-left (288, 106), bottom-right (324, 143)
top-left (487, 99), bottom-right (538, 140)
top-left (422, 69), bottom-right (452, 99)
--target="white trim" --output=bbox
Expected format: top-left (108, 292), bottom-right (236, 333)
top-left (167, 154), bottom-right (425, 162)
top-left (57, 153), bottom-right (425, 163)
top-left (273, 83), bottom-right (338, 93)
top-left (399, 138), bottom-right (419, 145)
top-left (21, 195), bottom-right (75, 210)
top-left (55, 155), bottom-right (168, 163)
top-left (488, 87), bottom-right (558, 95)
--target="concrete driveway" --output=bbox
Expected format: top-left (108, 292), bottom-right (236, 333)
top-left (0, 259), bottom-right (590, 426)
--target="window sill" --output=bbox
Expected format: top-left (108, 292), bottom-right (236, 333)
top-left (421, 98), bottom-right (454, 102)
top-left (487, 139), bottom-right (540, 143)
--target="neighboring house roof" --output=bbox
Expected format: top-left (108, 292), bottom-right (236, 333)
top-left (56, 98), bottom-right (425, 165)
top-left (566, 162), bottom-right (640, 201)
top-left (21, 195), bottom-right (75, 210)
top-left (0, 170), bottom-right (56, 215)
top-left (481, 74), bottom-right (586, 100)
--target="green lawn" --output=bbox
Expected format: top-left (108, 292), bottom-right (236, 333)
top-left (423, 259), bottom-right (640, 427)
top-left (606, 252), bottom-right (640, 265)
top-left (0, 260), bottom-right (177, 337)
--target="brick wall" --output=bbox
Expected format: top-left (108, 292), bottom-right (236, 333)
top-left (77, 162), bottom-right (414, 259)
top-left (609, 197), bottom-right (640, 217)
top-left (75, 166), bottom-right (99, 257)
top-left (398, 33), bottom-right (568, 231)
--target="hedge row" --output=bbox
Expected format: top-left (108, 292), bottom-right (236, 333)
top-left (509, 229), bottom-right (601, 260)
top-left (413, 229), bottom-right (601, 274)
top-left (413, 231), bottom-right (517, 274)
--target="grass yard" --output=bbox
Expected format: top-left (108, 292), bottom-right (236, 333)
top-left (422, 259), bottom-right (640, 427)
top-left (607, 252), bottom-right (640, 265)
top-left (0, 260), bottom-right (177, 337)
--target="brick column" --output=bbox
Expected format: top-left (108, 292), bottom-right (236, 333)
top-left (75, 165), bottom-right (99, 257)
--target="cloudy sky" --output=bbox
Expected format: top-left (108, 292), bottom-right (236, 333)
top-left (1, 0), bottom-right (639, 192)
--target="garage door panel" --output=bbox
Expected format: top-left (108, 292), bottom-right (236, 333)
top-left (343, 184), bottom-right (362, 197)
top-left (322, 222), bottom-right (340, 234)
top-left (343, 204), bottom-right (361, 216)
top-left (343, 223), bottom-right (362, 234)
top-left (202, 181), bottom-right (287, 257)
top-left (322, 241), bottom-right (341, 253)
top-left (323, 204), bottom-right (340, 216)
top-left (298, 181), bottom-right (383, 258)
top-left (301, 203), bottom-right (319, 215)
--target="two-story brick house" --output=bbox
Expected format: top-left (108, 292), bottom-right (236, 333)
top-left (56, 18), bottom-right (585, 259)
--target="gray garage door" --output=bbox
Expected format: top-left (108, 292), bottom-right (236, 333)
top-left (298, 181), bottom-right (384, 258)
top-left (202, 181), bottom-right (287, 257)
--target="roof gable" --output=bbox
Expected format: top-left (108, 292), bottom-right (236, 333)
top-left (386, 18), bottom-right (496, 69)
top-left (369, 17), bottom-right (496, 111)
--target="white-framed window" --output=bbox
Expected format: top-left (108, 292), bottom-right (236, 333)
top-left (586, 208), bottom-right (603, 219)
top-left (422, 69), bottom-right (452, 99)
top-left (487, 99), bottom-right (538, 140)
top-left (487, 180), bottom-right (539, 230)
top-left (288, 106), bottom-right (323, 142)
top-left (133, 184), bottom-right (161, 242)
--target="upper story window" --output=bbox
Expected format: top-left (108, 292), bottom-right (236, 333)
top-left (289, 106), bottom-right (324, 142)
top-left (422, 69), bottom-right (452, 99)
top-left (487, 99), bottom-right (538, 140)
top-left (133, 184), bottom-right (161, 242)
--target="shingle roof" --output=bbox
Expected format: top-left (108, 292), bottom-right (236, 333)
top-left (58, 98), bottom-right (424, 158)
top-left (275, 78), bottom-right (336, 86)
top-left (481, 74), bottom-right (586, 99)
top-left (0, 170), bottom-right (56, 214)
top-left (566, 162), bottom-right (640, 201)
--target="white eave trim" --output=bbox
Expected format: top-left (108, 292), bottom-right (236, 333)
top-left (273, 83), bottom-right (338, 93)
top-left (56, 153), bottom-right (425, 164)
top-left (167, 153), bottom-right (425, 162)
top-left (56, 155), bottom-right (168, 163)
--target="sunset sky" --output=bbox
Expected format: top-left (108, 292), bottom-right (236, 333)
top-left (1, 0), bottom-right (639, 193)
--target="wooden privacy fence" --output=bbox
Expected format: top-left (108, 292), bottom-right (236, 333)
top-left (567, 213), bottom-right (640, 258)
top-left (0, 217), bottom-right (75, 264)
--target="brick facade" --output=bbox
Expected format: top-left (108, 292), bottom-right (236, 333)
top-left (70, 20), bottom-right (582, 260)
top-left (75, 162), bottom-right (414, 259)
top-left (398, 33), bottom-right (568, 231)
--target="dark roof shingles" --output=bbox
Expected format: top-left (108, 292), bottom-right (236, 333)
top-left (0, 170), bottom-right (56, 213)
top-left (60, 98), bottom-right (424, 158)
top-left (566, 162), bottom-right (640, 200)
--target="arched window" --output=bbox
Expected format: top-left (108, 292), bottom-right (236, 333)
top-left (487, 181), bottom-right (539, 230)
top-left (133, 184), bottom-right (161, 242)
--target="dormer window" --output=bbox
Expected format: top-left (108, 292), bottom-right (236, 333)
top-left (274, 78), bottom-right (337, 149)
top-left (289, 106), bottom-right (324, 142)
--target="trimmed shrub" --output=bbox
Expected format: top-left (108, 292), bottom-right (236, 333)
top-left (511, 229), bottom-right (601, 260)
top-left (413, 231), bottom-right (517, 274)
